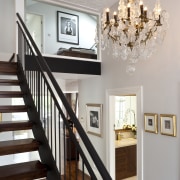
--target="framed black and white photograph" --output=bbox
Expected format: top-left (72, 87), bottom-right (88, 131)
top-left (57, 11), bottom-right (79, 44)
top-left (144, 113), bottom-right (158, 134)
top-left (86, 104), bottom-right (102, 136)
top-left (160, 114), bottom-right (176, 137)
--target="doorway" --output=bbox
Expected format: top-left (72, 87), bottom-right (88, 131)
top-left (106, 86), bottom-right (143, 180)
top-left (26, 13), bottom-right (43, 52)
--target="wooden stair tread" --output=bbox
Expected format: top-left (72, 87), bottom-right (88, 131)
top-left (0, 61), bottom-right (17, 65)
top-left (0, 62), bottom-right (18, 75)
top-left (0, 138), bottom-right (39, 156)
top-left (0, 79), bottom-right (20, 86)
top-left (0, 105), bottom-right (28, 113)
top-left (0, 120), bottom-right (33, 132)
top-left (0, 91), bottom-right (24, 97)
top-left (0, 160), bottom-right (47, 180)
top-left (0, 70), bottom-right (17, 75)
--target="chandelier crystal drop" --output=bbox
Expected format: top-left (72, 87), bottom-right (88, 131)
top-left (101, 0), bottom-right (169, 73)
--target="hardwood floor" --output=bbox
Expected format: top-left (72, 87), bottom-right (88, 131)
top-left (123, 176), bottom-right (137, 180)
top-left (38, 160), bottom-right (91, 180)
top-left (61, 160), bottom-right (91, 180)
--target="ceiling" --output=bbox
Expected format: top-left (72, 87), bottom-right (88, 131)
top-left (36, 0), bottom-right (117, 12)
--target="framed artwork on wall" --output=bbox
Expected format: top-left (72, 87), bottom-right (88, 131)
top-left (160, 114), bottom-right (176, 137)
top-left (144, 113), bottom-right (158, 134)
top-left (86, 104), bottom-right (102, 137)
top-left (57, 11), bottom-right (79, 45)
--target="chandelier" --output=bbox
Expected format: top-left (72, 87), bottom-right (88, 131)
top-left (101, 0), bottom-right (169, 73)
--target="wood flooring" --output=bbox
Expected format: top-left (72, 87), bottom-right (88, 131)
top-left (61, 160), bottom-right (91, 180)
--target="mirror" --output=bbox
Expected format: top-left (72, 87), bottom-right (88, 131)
top-left (114, 95), bottom-right (137, 130)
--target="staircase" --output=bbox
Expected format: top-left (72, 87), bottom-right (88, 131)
top-left (11, 12), bottom-right (112, 179)
top-left (0, 61), bottom-right (48, 179)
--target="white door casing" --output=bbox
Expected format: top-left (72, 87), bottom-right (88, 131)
top-left (106, 86), bottom-right (143, 180)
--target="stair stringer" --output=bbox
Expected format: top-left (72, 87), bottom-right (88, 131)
top-left (16, 58), bottom-right (61, 180)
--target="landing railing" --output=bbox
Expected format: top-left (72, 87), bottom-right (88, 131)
top-left (16, 13), bottom-right (112, 179)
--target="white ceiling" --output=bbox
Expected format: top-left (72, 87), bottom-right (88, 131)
top-left (37, 0), bottom-right (117, 12)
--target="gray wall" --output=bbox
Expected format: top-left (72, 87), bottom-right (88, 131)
top-left (0, 0), bottom-right (15, 55)
top-left (0, 0), bottom-right (16, 165)
top-left (78, 0), bottom-right (180, 180)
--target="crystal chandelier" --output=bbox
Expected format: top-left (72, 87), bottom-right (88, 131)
top-left (101, 0), bottom-right (169, 73)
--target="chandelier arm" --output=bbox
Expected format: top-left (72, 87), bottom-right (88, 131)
top-left (108, 33), bottom-right (117, 42)
top-left (141, 25), bottom-right (158, 45)
top-left (103, 24), bottom-right (109, 31)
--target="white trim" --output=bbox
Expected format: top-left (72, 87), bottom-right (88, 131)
top-left (36, 0), bottom-right (101, 15)
top-left (106, 86), bottom-right (143, 180)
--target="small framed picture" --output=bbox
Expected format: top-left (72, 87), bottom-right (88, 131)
top-left (57, 11), bottom-right (79, 44)
top-left (86, 104), bottom-right (102, 137)
top-left (144, 113), bottom-right (158, 134)
top-left (160, 114), bottom-right (176, 137)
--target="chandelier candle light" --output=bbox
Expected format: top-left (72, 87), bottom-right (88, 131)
top-left (101, 0), bottom-right (169, 73)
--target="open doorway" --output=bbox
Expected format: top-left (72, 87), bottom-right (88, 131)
top-left (106, 86), bottom-right (143, 180)
top-left (113, 95), bottom-right (137, 179)
top-left (26, 13), bottom-right (43, 52)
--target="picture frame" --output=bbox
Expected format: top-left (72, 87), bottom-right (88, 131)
top-left (144, 113), bottom-right (158, 134)
top-left (57, 11), bottom-right (79, 45)
top-left (86, 104), bottom-right (102, 137)
top-left (160, 114), bottom-right (176, 137)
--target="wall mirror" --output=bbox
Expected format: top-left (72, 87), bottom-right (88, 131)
top-left (25, 0), bottom-right (99, 60)
top-left (114, 95), bottom-right (137, 130)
